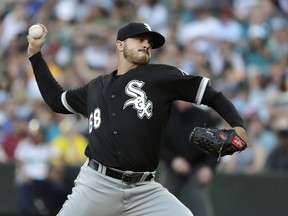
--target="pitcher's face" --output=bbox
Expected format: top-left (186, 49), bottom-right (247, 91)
top-left (123, 35), bottom-right (152, 65)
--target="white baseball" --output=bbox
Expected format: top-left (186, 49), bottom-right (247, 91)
top-left (28, 24), bottom-right (43, 39)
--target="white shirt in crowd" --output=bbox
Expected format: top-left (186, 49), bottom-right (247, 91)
top-left (15, 138), bottom-right (58, 181)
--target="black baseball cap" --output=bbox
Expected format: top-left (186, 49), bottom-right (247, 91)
top-left (116, 22), bottom-right (165, 49)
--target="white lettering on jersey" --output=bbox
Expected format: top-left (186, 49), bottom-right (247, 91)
top-left (89, 108), bottom-right (101, 133)
top-left (123, 80), bottom-right (153, 119)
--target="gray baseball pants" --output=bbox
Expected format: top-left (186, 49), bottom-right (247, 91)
top-left (57, 160), bottom-right (193, 216)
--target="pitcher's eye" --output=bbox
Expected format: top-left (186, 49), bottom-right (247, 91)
top-left (136, 37), bottom-right (146, 42)
top-left (134, 36), bottom-right (152, 45)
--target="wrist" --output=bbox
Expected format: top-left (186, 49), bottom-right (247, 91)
top-left (233, 126), bottom-right (247, 142)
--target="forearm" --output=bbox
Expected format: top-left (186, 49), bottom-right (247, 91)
top-left (202, 87), bottom-right (245, 129)
top-left (29, 52), bottom-right (70, 113)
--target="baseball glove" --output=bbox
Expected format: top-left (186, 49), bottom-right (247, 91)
top-left (189, 127), bottom-right (247, 160)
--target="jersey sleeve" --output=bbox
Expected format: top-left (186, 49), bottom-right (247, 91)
top-left (202, 86), bottom-right (246, 128)
top-left (164, 66), bottom-right (245, 128)
top-left (63, 85), bottom-right (89, 118)
top-left (164, 66), bottom-right (210, 104)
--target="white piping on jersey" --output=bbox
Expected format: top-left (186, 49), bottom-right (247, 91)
top-left (195, 77), bottom-right (210, 105)
top-left (61, 91), bottom-right (78, 114)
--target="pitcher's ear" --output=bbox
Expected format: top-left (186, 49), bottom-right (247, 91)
top-left (115, 40), bottom-right (124, 51)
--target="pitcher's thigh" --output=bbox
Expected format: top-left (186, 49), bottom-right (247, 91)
top-left (150, 188), bottom-right (193, 216)
top-left (58, 182), bottom-right (123, 216)
top-left (127, 182), bottom-right (193, 216)
top-left (57, 170), bottom-right (125, 216)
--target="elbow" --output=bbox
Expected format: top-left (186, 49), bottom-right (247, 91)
top-left (49, 105), bottom-right (63, 113)
top-left (44, 98), bottom-right (69, 114)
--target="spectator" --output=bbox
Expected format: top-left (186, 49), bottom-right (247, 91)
top-left (32, 102), bottom-right (62, 143)
top-left (0, 2), bottom-right (28, 50)
top-left (246, 66), bottom-right (271, 123)
top-left (51, 116), bottom-right (88, 167)
top-left (243, 25), bottom-right (275, 76)
top-left (233, 0), bottom-right (259, 22)
top-left (110, 0), bottom-right (138, 27)
top-left (178, 8), bottom-right (222, 55)
top-left (210, 40), bottom-right (246, 83)
top-left (216, 7), bottom-right (243, 44)
top-left (277, 0), bottom-right (288, 15)
top-left (160, 101), bottom-right (219, 216)
top-left (136, 0), bottom-right (168, 32)
top-left (2, 116), bottom-right (29, 161)
top-left (267, 63), bottom-right (288, 130)
top-left (267, 16), bottom-right (288, 61)
top-left (14, 119), bottom-right (67, 216)
top-left (265, 129), bottom-right (288, 172)
top-left (179, 42), bottom-right (213, 78)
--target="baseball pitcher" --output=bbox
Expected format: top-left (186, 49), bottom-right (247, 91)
top-left (27, 22), bottom-right (247, 216)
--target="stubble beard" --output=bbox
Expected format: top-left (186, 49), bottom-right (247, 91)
top-left (123, 46), bottom-right (151, 65)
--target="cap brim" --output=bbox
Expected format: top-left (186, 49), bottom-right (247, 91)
top-left (124, 31), bottom-right (165, 49)
top-left (146, 31), bottom-right (165, 49)
top-left (149, 32), bottom-right (165, 49)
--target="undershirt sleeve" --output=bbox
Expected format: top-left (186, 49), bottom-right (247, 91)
top-left (201, 85), bottom-right (246, 129)
top-left (29, 52), bottom-right (72, 114)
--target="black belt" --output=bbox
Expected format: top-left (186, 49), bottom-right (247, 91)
top-left (88, 159), bottom-right (154, 184)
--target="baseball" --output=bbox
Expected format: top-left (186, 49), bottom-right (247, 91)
top-left (28, 24), bottom-right (43, 39)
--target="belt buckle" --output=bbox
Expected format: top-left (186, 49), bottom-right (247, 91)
top-left (121, 172), bottom-right (142, 184)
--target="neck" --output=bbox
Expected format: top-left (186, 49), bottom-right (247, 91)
top-left (117, 59), bottom-right (139, 75)
top-left (117, 65), bottom-right (137, 75)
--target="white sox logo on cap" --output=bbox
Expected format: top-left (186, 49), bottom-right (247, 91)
top-left (144, 23), bottom-right (152, 31)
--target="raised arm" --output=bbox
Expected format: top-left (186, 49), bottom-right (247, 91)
top-left (27, 24), bottom-right (71, 114)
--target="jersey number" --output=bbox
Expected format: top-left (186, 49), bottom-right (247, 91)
top-left (89, 108), bottom-right (101, 133)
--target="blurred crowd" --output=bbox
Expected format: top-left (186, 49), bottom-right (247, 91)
top-left (0, 0), bottom-right (287, 215)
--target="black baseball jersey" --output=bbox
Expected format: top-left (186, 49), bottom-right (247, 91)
top-left (30, 52), bottom-right (244, 172)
